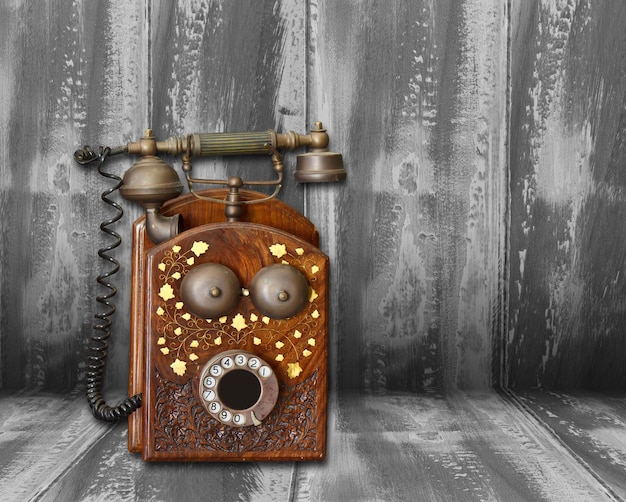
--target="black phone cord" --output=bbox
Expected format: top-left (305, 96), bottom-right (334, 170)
top-left (85, 146), bottom-right (142, 421)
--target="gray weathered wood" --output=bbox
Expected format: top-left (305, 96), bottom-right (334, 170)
top-left (2, 0), bottom-right (626, 500)
top-left (0, 391), bottom-right (114, 500)
top-left (0, 0), bottom-right (148, 391)
top-left (512, 390), bottom-right (626, 500)
top-left (507, 0), bottom-right (626, 389)
top-left (149, 0), bottom-right (306, 212)
top-left (307, 0), bottom-right (508, 392)
top-left (0, 392), bottom-right (615, 501)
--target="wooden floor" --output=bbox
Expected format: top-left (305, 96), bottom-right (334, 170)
top-left (510, 390), bottom-right (626, 501)
top-left (0, 390), bottom-right (624, 501)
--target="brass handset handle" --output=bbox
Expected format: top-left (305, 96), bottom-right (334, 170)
top-left (76, 121), bottom-right (345, 240)
top-left (146, 126), bottom-right (322, 158)
top-left (74, 126), bottom-right (315, 164)
top-left (75, 121), bottom-right (345, 184)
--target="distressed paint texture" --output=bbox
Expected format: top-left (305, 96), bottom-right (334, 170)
top-left (507, 0), bottom-right (626, 389)
top-left (3, 0), bottom-right (626, 500)
top-left (514, 390), bottom-right (626, 500)
top-left (0, 0), bottom-right (148, 390)
top-left (150, 0), bottom-right (306, 212)
top-left (1, 0), bottom-right (508, 395)
top-left (0, 0), bottom-right (305, 391)
top-left (1, 391), bottom-right (613, 501)
top-left (307, 0), bottom-right (507, 392)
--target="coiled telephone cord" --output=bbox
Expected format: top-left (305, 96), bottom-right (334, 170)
top-left (85, 146), bottom-right (142, 421)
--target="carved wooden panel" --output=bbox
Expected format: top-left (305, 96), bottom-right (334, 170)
top-left (151, 369), bottom-right (320, 456)
top-left (128, 189), bottom-right (319, 451)
top-left (131, 199), bottom-right (328, 461)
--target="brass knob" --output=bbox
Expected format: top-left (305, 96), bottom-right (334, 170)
top-left (180, 263), bottom-right (241, 319)
top-left (249, 264), bottom-right (309, 319)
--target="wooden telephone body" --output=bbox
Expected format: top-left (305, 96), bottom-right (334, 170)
top-left (128, 189), bottom-right (328, 461)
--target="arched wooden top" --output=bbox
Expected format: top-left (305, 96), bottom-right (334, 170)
top-left (157, 188), bottom-right (319, 246)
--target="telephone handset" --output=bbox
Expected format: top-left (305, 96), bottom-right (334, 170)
top-left (75, 122), bottom-right (345, 461)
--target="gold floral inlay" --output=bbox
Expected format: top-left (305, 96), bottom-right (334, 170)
top-left (269, 243), bottom-right (287, 258)
top-left (158, 284), bottom-right (175, 302)
top-left (287, 362), bottom-right (302, 378)
top-left (154, 239), bottom-right (323, 379)
top-left (170, 359), bottom-right (186, 376)
top-left (231, 313), bottom-right (248, 332)
top-left (190, 240), bottom-right (209, 256)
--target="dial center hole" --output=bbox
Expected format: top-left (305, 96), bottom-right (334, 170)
top-left (217, 369), bottom-right (262, 410)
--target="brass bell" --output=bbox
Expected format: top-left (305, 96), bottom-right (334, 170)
top-left (249, 264), bottom-right (309, 319)
top-left (180, 263), bottom-right (241, 319)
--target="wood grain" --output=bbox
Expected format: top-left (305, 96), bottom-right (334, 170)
top-left (507, 0), bottom-right (626, 390)
top-left (0, 0), bottom-right (148, 390)
top-left (1, 391), bottom-right (615, 501)
top-left (140, 222), bottom-right (328, 461)
top-left (512, 390), bottom-right (626, 500)
top-left (307, 0), bottom-right (508, 392)
top-left (2, 0), bottom-right (626, 498)
top-left (128, 189), bottom-right (321, 452)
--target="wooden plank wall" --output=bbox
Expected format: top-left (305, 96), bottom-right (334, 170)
top-left (0, 0), bottom-right (306, 392)
top-left (0, 0), bottom-right (149, 390)
top-left (308, 0), bottom-right (508, 392)
top-left (507, 0), bottom-right (626, 390)
top-left (3, 0), bottom-right (626, 499)
top-left (0, 0), bottom-right (509, 395)
top-left (7, 0), bottom-right (623, 397)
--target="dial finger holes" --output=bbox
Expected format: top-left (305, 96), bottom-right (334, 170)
top-left (199, 350), bottom-right (279, 427)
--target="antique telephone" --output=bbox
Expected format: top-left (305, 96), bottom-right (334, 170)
top-left (74, 122), bottom-right (345, 461)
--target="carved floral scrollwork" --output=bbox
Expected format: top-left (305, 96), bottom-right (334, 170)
top-left (153, 240), bottom-right (324, 380)
top-left (153, 369), bottom-right (319, 453)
